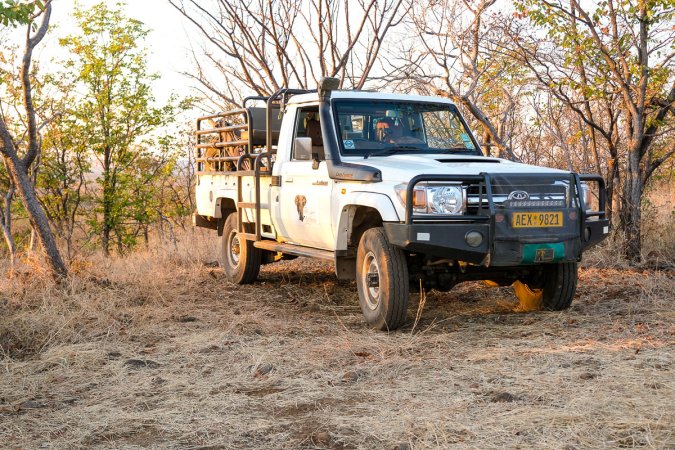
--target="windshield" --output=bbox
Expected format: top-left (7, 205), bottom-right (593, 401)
top-left (333, 100), bottom-right (479, 157)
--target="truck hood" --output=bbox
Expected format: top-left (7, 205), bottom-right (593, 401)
top-left (342, 153), bottom-right (569, 182)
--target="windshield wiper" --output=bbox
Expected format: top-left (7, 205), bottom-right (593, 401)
top-left (441, 147), bottom-right (474, 154)
top-left (364, 146), bottom-right (420, 159)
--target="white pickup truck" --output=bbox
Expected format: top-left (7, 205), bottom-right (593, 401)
top-left (193, 78), bottom-right (609, 330)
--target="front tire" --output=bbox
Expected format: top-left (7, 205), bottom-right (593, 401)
top-left (541, 261), bottom-right (577, 310)
top-left (356, 228), bottom-right (409, 331)
top-left (513, 262), bottom-right (578, 311)
top-left (219, 213), bottom-right (261, 284)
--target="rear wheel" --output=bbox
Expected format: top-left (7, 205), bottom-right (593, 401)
top-left (219, 213), bottom-right (261, 284)
top-left (356, 227), bottom-right (409, 331)
top-left (514, 262), bottom-right (578, 311)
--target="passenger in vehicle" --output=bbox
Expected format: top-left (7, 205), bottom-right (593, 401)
top-left (376, 116), bottom-right (424, 145)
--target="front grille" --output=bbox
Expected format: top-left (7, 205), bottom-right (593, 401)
top-left (465, 176), bottom-right (573, 215)
top-left (507, 199), bottom-right (565, 208)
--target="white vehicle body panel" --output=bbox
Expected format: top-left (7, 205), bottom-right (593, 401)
top-left (274, 160), bottom-right (334, 249)
top-left (195, 91), bottom-right (572, 252)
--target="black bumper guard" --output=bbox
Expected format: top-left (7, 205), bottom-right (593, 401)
top-left (383, 172), bottom-right (609, 265)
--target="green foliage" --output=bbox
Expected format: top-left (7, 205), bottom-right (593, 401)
top-left (37, 92), bottom-right (91, 258)
top-left (60, 1), bottom-right (180, 254)
top-left (515, 0), bottom-right (674, 101)
top-left (0, 0), bottom-right (43, 27)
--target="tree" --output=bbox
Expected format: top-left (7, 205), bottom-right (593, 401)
top-left (515, 0), bottom-right (675, 261)
top-left (0, 0), bottom-right (44, 27)
top-left (37, 94), bottom-right (90, 261)
top-left (0, 1), bottom-right (67, 278)
top-left (0, 155), bottom-right (16, 263)
top-left (399, 0), bottom-right (522, 160)
top-left (168, 0), bottom-right (407, 106)
top-left (151, 125), bottom-right (196, 237)
top-left (60, 2), bottom-right (178, 255)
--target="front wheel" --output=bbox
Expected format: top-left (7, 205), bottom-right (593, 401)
top-left (356, 228), bottom-right (409, 331)
top-left (218, 213), bottom-right (261, 284)
top-left (513, 262), bottom-right (578, 311)
top-left (541, 261), bottom-right (578, 310)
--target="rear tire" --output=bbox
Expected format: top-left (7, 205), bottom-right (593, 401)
top-left (219, 213), bottom-right (261, 284)
top-left (540, 262), bottom-right (578, 310)
top-left (356, 227), bottom-right (409, 331)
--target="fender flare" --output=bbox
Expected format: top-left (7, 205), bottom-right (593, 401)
top-left (212, 189), bottom-right (237, 218)
top-left (335, 192), bottom-right (400, 251)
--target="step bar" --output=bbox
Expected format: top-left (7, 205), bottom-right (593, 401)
top-left (252, 240), bottom-right (334, 261)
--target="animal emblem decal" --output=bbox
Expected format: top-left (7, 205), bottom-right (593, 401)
top-left (295, 195), bottom-right (307, 222)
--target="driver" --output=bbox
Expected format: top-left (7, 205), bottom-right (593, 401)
top-left (376, 116), bottom-right (423, 145)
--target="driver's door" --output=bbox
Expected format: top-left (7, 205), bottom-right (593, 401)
top-left (275, 106), bottom-right (334, 250)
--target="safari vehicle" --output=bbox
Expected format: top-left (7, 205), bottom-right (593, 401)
top-left (192, 78), bottom-right (609, 330)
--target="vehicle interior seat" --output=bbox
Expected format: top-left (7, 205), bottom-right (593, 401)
top-left (245, 107), bottom-right (283, 146)
top-left (305, 114), bottom-right (325, 160)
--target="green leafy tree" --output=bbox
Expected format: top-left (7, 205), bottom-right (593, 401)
top-left (0, 2), bottom-right (67, 277)
top-left (60, 2), bottom-right (177, 255)
top-left (0, 0), bottom-right (44, 27)
top-left (514, 0), bottom-right (675, 261)
top-left (37, 91), bottom-right (91, 261)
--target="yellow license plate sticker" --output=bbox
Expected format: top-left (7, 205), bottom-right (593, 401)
top-left (512, 212), bottom-right (563, 228)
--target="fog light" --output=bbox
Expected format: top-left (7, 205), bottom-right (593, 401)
top-left (584, 226), bottom-right (591, 241)
top-left (465, 231), bottom-right (484, 248)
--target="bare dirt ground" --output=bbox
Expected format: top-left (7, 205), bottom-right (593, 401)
top-left (1, 234), bottom-right (674, 449)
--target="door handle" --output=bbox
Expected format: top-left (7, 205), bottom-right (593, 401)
top-left (285, 177), bottom-right (293, 183)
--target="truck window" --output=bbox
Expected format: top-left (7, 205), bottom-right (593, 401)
top-left (421, 110), bottom-right (469, 150)
top-left (333, 100), bottom-right (479, 156)
top-left (293, 106), bottom-right (325, 161)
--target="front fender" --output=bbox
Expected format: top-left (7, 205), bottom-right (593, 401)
top-left (334, 192), bottom-right (400, 251)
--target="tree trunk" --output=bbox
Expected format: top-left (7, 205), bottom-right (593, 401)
top-left (621, 146), bottom-right (643, 262)
top-left (605, 156), bottom-right (619, 225)
top-left (1, 222), bottom-right (16, 268)
top-left (102, 171), bottom-right (112, 256)
top-left (102, 216), bottom-right (111, 256)
top-left (3, 153), bottom-right (67, 277)
top-left (116, 232), bottom-right (123, 255)
top-left (0, 3), bottom-right (65, 279)
top-left (1, 184), bottom-right (16, 267)
top-left (29, 228), bottom-right (38, 252)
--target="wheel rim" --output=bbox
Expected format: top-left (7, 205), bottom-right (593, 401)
top-left (361, 251), bottom-right (381, 310)
top-left (228, 230), bottom-right (241, 268)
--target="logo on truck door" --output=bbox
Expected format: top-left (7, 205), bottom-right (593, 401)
top-left (295, 195), bottom-right (307, 222)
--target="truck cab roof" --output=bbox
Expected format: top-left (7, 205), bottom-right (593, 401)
top-left (288, 90), bottom-right (458, 106)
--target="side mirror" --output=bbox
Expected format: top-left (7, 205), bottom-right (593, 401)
top-left (294, 137), bottom-right (313, 160)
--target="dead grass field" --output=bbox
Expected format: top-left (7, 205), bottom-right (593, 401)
top-left (1, 231), bottom-right (674, 449)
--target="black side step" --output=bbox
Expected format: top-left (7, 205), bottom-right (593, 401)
top-left (252, 240), bottom-right (334, 261)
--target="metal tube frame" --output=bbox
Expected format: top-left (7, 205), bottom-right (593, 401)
top-left (404, 173), bottom-right (607, 246)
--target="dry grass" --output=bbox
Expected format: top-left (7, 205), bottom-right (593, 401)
top-left (1, 229), bottom-right (674, 449)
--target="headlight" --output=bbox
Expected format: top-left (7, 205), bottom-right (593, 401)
top-left (428, 185), bottom-right (464, 214)
top-left (395, 183), bottom-right (466, 215)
